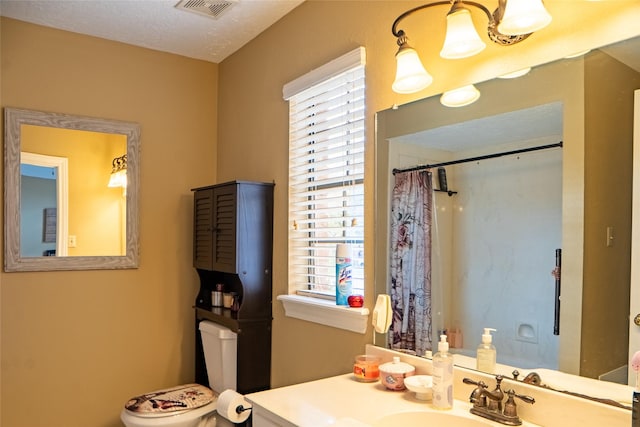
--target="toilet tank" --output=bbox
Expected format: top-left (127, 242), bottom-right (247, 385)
top-left (198, 320), bottom-right (237, 394)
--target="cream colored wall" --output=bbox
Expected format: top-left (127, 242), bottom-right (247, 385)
top-left (1, 17), bottom-right (218, 427)
top-left (2, 1), bottom-right (640, 426)
top-left (581, 51), bottom-right (640, 378)
top-left (216, 0), bottom-right (640, 389)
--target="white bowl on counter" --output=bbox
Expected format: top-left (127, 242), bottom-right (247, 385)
top-left (403, 375), bottom-right (433, 400)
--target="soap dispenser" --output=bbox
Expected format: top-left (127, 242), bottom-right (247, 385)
top-left (432, 334), bottom-right (454, 410)
top-left (476, 328), bottom-right (497, 374)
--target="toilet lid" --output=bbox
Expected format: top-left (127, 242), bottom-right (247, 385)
top-left (125, 383), bottom-right (215, 416)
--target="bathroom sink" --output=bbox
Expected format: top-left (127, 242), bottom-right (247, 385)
top-left (372, 410), bottom-right (493, 427)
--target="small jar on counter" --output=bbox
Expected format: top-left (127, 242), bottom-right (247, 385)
top-left (379, 356), bottom-right (415, 390)
top-left (353, 355), bottom-right (381, 382)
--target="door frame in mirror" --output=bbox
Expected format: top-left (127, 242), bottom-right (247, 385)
top-left (4, 107), bottom-right (140, 271)
top-left (21, 151), bottom-right (70, 256)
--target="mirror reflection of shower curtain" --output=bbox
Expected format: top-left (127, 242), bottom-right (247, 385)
top-left (387, 169), bottom-right (433, 356)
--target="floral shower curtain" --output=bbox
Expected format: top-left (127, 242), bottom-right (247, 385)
top-left (387, 169), bottom-right (433, 356)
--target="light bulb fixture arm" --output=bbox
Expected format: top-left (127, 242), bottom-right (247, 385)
top-left (111, 154), bottom-right (127, 173)
top-left (392, 1), bottom-right (457, 38)
top-left (391, 0), bottom-right (530, 46)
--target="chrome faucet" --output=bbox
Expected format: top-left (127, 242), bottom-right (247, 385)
top-left (463, 375), bottom-right (535, 426)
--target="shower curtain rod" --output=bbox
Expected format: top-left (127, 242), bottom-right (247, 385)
top-left (392, 141), bottom-right (563, 175)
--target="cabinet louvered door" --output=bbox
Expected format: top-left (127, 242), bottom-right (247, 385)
top-left (193, 189), bottom-right (215, 270)
top-left (212, 184), bottom-right (238, 273)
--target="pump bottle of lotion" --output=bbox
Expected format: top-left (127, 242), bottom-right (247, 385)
top-left (476, 328), bottom-right (497, 374)
top-left (432, 334), bottom-right (454, 410)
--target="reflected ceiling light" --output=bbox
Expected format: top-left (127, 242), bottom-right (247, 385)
top-left (440, 84), bottom-right (481, 107)
top-left (498, 67), bottom-right (531, 78)
top-left (564, 49), bottom-right (591, 59)
top-left (108, 154), bottom-right (127, 188)
top-left (391, 0), bottom-right (552, 93)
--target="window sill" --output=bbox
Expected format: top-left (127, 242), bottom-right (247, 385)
top-left (277, 294), bottom-right (370, 334)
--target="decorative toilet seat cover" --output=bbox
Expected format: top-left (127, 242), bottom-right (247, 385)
top-left (125, 383), bottom-right (215, 415)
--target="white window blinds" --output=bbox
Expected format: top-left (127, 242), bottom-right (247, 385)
top-left (286, 47), bottom-right (366, 298)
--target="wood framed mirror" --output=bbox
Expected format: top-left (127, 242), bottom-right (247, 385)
top-left (4, 107), bottom-right (140, 271)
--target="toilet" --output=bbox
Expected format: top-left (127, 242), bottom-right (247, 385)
top-left (121, 321), bottom-right (238, 427)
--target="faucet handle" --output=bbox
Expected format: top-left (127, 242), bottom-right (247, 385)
top-left (463, 377), bottom-right (486, 387)
top-left (504, 389), bottom-right (535, 406)
top-left (513, 391), bottom-right (535, 405)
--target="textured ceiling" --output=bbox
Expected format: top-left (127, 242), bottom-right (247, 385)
top-left (391, 102), bottom-right (563, 152)
top-left (0, 0), bottom-right (305, 63)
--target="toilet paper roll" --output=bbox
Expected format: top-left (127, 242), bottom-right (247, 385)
top-left (217, 389), bottom-right (251, 424)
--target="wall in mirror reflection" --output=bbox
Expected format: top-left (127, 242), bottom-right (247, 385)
top-left (20, 124), bottom-right (127, 257)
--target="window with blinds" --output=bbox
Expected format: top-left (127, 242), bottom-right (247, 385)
top-left (285, 47), bottom-right (366, 299)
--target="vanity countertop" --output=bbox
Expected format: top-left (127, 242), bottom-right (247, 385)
top-left (245, 373), bottom-right (540, 427)
top-left (246, 346), bottom-right (632, 427)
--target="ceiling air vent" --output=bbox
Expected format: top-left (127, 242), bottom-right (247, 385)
top-left (175, 0), bottom-right (239, 20)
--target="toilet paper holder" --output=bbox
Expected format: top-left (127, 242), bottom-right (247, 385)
top-left (217, 389), bottom-right (252, 423)
top-left (235, 403), bottom-right (252, 414)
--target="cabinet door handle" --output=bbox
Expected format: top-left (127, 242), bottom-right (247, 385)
top-left (634, 313), bottom-right (640, 326)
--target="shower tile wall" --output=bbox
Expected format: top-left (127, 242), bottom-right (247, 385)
top-left (449, 139), bottom-right (562, 369)
top-left (390, 138), bottom-right (562, 369)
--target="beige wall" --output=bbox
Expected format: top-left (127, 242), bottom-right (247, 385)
top-left (581, 51), bottom-right (640, 378)
top-left (2, 1), bottom-right (640, 426)
top-left (1, 18), bottom-right (218, 427)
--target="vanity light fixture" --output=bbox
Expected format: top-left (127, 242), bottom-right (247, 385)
top-left (440, 84), bottom-right (481, 107)
top-left (108, 154), bottom-right (127, 188)
top-left (391, 0), bottom-right (552, 94)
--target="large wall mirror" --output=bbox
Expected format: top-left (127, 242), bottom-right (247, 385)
top-left (374, 34), bottom-right (640, 406)
top-left (4, 108), bottom-right (140, 271)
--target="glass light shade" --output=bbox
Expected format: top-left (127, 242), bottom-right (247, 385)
top-left (497, 0), bottom-right (552, 36)
top-left (440, 8), bottom-right (486, 59)
top-left (120, 171), bottom-right (128, 188)
top-left (440, 84), bottom-right (481, 107)
top-left (392, 47), bottom-right (433, 94)
top-left (108, 170), bottom-right (127, 188)
top-left (108, 172), bottom-right (120, 188)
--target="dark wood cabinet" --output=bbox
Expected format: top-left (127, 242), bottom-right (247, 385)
top-left (193, 184), bottom-right (237, 272)
top-left (191, 181), bottom-right (274, 395)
